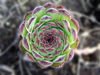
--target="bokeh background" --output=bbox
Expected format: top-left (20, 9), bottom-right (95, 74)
top-left (0, 0), bottom-right (100, 75)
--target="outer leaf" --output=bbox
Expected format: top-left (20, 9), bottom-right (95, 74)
top-left (24, 12), bottom-right (32, 21)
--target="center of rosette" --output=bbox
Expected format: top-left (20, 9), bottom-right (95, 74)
top-left (45, 34), bottom-right (53, 43)
top-left (43, 32), bottom-right (56, 46)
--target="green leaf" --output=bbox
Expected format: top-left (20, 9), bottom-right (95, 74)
top-left (64, 48), bottom-right (71, 61)
top-left (70, 38), bottom-right (79, 49)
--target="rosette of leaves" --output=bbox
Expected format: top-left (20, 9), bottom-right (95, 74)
top-left (19, 2), bottom-right (79, 68)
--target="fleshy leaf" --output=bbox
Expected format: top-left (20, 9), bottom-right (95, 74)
top-left (46, 48), bottom-right (55, 52)
top-left (22, 37), bottom-right (30, 51)
top-left (32, 42), bottom-right (38, 51)
top-left (39, 31), bottom-right (45, 36)
top-left (63, 43), bottom-right (70, 53)
top-left (58, 9), bottom-right (71, 19)
top-left (46, 8), bottom-right (60, 15)
top-left (56, 36), bottom-right (60, 43)
top-left (27, 53), bottom-right (35, 62)
top-left (24, 11), bottom-right (32, 21)
top-left (62, 19), bottom-right (70, 35)
top-left (40, 43), bottom-right (45, 48)
top-left (40, 26), bottom-right (50, 30)
top-left (40, 15), bottom-right (53, 21)
top-left (33, 30), bottom-right (38, 39)
top-left (51, 43), bottom-right (57, 48)
top-left (20, 21), bottom-right (28, 36)
top-left (57, 41), bottom-right (63, 49)
top-left (66, 49), bottom-right (74, 62)
top-left (53, 55), bottom-right (66, 63)
top-left (70, 37), bottom-right (79, 49)
top-left (53, 50), bottom-right (61, 55)
top-left (58, 29), bottom-right (63, 38)
top-left (36, 37), bottom-right (40, 46)
top-left (64, 49), bottom-right (71, 61)
top-left (27, 32), bottom-right (31, 42)
top-left (72, 27), bottom-right (77, 42)
top-left (32, 51), bottom-right (43, 59)
top-left (28, 17), bottom-right (37, 31)
top-left (20, 21), bottom-right (25, 35)
top-left (35, 22), bottom-right (43, 29)
top-left (56, 21), bottom-right (63, 28)
top-left (43, 2), bottom-right (56, 8)
top-left (39, 48), bottom-right (47, 53)
top-left (71, 18), bottom-right (79, 32)
top-left (65, 35), bottom-right (68, 44)
top-left (57, 5), bottom-right (64, 9)
top-left (51, 62), bottom-right (64, 68)
top-left (38, 61), bottom-right (53, 67)
top-left (45, 44), bottom-right (50, 48)
top-left (44, 56), bottom-right (54, 59)
top-left (32, 6), bottom-right (45, 15)
top-left (47, 22), bottom-right (57, 27)
top-left (51, 28), bottom-right (58, 34)
top-left (19, 40), bottom-right (26, 52)
top-left (46, 8), bottom-right (60, 20)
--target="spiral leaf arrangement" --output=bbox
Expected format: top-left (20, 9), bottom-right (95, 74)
top-left (19, 2), bottom-right (79, 68)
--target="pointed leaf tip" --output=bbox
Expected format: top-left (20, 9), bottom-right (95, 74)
top-left (24, 11), bottom-right (32, 21)
top-left (57, 5), bottom-right (64, 9)
top-left (40, 15), bottom-right (53, 21)
top-left (23, 37), bottom-right (30, 51)
top-left (58, 30), bottom-right (63, 38)
top-left (39, 48), bottom-right (47, 53)
top-left (27, 53), bottom-right (35, 62)
top-left (62, 19), bottom-right (70, 33)
top-left (36, 37), bottom-right (40, 45)
top-left (66, 49), bottom-right (74, 62)
top-left (44, 56), bottom-right (54, 59)
top-left (33, 30), bottom-right (38, 39)
top-left (38, 61), bottom-right (53, 67)
top-left (65, 35), bottom-right (68, 44)
top-left (46, 48), bottom-right (55, 52)
top-left (19, 40), bottom-right (25, 52)
top-left (51, 28), bottom-right (58, 34)
top-left (28, 17), bottom-right (37, 31)
top-left (71, 18), bottom-right (79, 32)
top-left (47, 22), bottom-right (57, 27)
top-left (20, 21), bottom-right (26, 35)
top-left (32, 42), bottom-right (38, 51)
top-left (53, 50), bottom-right (61, 55)
top-left (55, 21), bottom-right (63, 28)
top-left (32, 51), bottom-right (43, 59)
top-left (57, 41), bottom-right (63, 49)
top-left (43, 2), bottom-right (56, 8)
top-left (27, 33), bottom-right (31, 42)
top-left (32, 6), bottom-right (45, 15)
top-left (40, 26), bottom-right (50, 30)
top-left (52, 62), bottom-right (64, 68)
top-left (70, 37), bottom-right (79, 49)
top-left (59, 9), bottom-right (71, 19)
top-left (72, 27), bottom-right (77, 42)
top-left (63, 43), bottom-right (70, 53)
top-left (46, 8), bottom-right (60, 15)
top-left (35, 22), bottom-right (43, 29)
top-left (53, 55), bottom-right (66, 63)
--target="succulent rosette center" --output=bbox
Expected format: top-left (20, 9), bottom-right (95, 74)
top-left (19, 2), bottom-right (79, 68)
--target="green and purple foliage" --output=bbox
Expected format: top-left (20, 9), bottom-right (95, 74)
top-left (19, 2), bottom-right (79, 68)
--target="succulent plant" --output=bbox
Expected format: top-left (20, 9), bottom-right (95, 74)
top-left (19, 2), bottom-right (79, 68)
